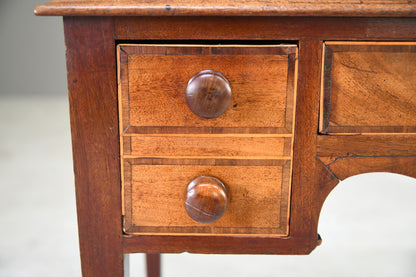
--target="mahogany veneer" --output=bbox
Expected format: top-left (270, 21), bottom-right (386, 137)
top-left (35, 1), bottom-right (416, 276)
top-left (119, 44), bottom-right (296, 238)
top-left (321, 42), bottom-right (416, 134)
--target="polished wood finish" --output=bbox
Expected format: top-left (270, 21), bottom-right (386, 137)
top-left (317, 135), bottom-right (416, 157)
top-left (318, 156), bottom-right (416, 181)
top-left (115, 17), bottom-right (416, 41)
top-left (124, 135), bottom-right (291, 159)
top-left (185, 176), bottom-right (228, 224)
top-left (185, 70), bottom-right (232, 119)
top-left (118, 44), bottom-right (297, 134)
top-left (119, 44), bottom-right (296, 237)
top-left (124, 234), bottom-right (314, 254)
top-left (35, 0), bottom-right (416, 17)
top-left (321, 42), bottom-right (416, 134)
top-left (123, 159), bottom-right (291, 235)
top-left (290, 40), bottom-right (323, 238)
top-left (63, 17), bottom-right (125, 276)
top-left (35, 3), bottom-right (416, 275)
top-left (146, 253), bottom-right (161, 277)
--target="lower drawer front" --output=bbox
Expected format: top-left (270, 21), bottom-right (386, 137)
top-left (123, 159), bottom-right (291, 236)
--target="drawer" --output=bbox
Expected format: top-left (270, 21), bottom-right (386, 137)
top-left (118, 43), bottom-right (298, 237)
top-left (118, 44), bottom-right (297, 134)
top-left (320, 42), bottom-right (416, 134)
top-left (123, 159), bottom-right (291, 236)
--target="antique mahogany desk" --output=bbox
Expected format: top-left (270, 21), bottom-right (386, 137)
top-left (35, 1), bottom-right (416, 276)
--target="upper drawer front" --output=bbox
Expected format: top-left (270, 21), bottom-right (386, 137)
top-left (320, 42), bottom-right (416, 134)
top-left (118, 44), bottom-right (297, 134)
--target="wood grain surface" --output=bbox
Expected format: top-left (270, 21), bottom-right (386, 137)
top-left (123, 160), bottom-right (291, 235)
top-left (146, 253), bottom-right (161, 277)
top-left (289, 40), bottom-right (323, 239)
top-left (185, 70), bottom-right (232, 119)
top-left (123, 234), bottom-right (313, 254)
top-left (46, 11), bottom-right (416, 261)
top-left (321, 42), bottom-right (416, 134)
top-left (115, 17), bottom-right (416, 41)
top-left (119, 43), bottom-right (296, 237)
top-left (184, 176), bottom-right (228, 224)
top-left (35, 0), bottom-right (416, 17)
top-left (317, 135), bottom-right (416, 157)
top-left (118, 44), bottom-right (297, 134)
top-left (318, 156), bottom-right (416, 181)
top-left (124, 135), bottom-right (292, 159)
top-left (64, 17), bottom-right (125, 276)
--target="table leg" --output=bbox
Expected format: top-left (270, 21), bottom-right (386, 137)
top-left (146, 253), bottom-right (161, 277)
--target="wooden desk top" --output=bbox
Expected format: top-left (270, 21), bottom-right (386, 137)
top-left (35, 0), bottom-right (416, 17)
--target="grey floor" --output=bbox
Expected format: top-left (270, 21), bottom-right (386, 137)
top-left (1, 1), bottom-right (416, 276)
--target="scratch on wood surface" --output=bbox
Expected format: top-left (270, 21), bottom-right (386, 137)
top-left (340, 62), bottom-right (378, 74)
top-left (316, 156), bottom-right (341, 181)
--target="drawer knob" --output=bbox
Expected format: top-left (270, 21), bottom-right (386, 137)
top-left (185, 176), bottom-right (228, 224)
top-left (185, 70), bottom-right (232, 118)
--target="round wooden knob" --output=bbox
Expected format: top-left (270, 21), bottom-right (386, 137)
top-left (185, 176), bottom-right (228, 224)
top-left (185, 70), bottom-right (232, 118)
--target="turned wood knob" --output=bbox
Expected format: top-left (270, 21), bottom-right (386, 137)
top-left (185, 176), bottom-right (228, 224)
top-left (185, 70), bottom-right (232, 118)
